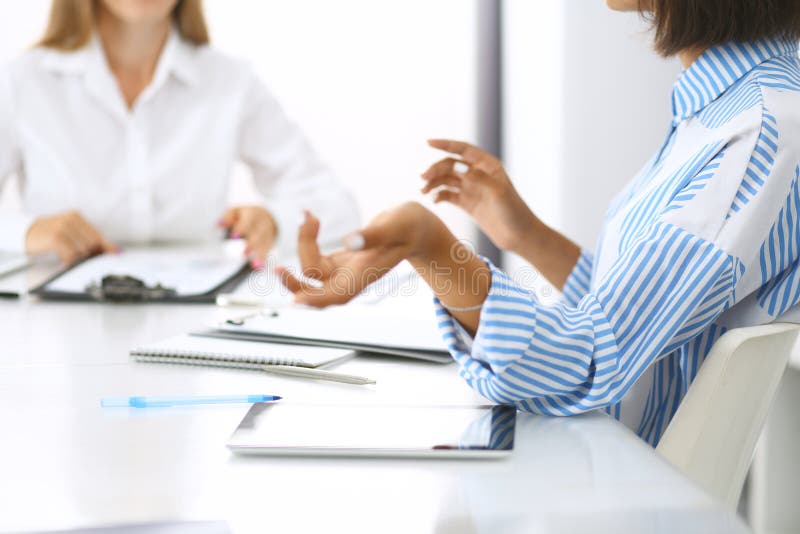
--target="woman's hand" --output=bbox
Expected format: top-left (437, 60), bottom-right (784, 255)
top-left (277, 203), bottom-right (435, 307)
top-left (278, 202), bottom-right (491, 333)
top-left (422, 139), bottom-right (541, 253)
top-left (219, 205), bottom-right (277, 268)
top-left (422, 139), bottom-right (581, 289)
top-left (25, 210), bottom-right (118, 265)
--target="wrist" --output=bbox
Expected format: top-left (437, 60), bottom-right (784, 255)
top-left (508, 212), bottom-right (551, 261)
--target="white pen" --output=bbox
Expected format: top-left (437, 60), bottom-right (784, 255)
top-left (261, 365), bottom-right (376, 385)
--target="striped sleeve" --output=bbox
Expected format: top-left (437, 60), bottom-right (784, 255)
top-left (435, 221), bottom-right (741, 415)
top-left (560, 250), bottom-right (593, 307)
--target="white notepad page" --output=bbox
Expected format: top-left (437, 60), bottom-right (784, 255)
top-left (131, 334), bottom-right (354, 368)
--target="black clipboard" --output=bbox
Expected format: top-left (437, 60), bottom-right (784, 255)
top-left (29, 255), bottom-right (251, 303)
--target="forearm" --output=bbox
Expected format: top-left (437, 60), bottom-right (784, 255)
top-left (508, 212), bottom-right (581, 291)
top-left (407, 213), bottom-right (490, 335)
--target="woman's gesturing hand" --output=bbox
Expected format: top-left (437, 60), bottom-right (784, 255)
top-left (421, 139), bottom-right (540, 253)
top-left (25, 210), bottom-right (118, 265)
top-left (277, 204), bottom-right (430, 307)
top-left (219, 205), bottom-right (278, 268)
top-left (278, 202), bottom-right (491, 333)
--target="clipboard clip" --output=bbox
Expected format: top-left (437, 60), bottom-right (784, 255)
top-left (86, 274), bottom-right (178, 302)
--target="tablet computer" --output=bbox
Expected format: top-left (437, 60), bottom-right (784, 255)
top-left (227, 402), bottom-right (515, 458)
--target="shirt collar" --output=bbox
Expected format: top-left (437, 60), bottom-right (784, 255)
top-left (39, 27), bottom-right (199, 86)
top-left (671, 36), bottom-right (799, 124)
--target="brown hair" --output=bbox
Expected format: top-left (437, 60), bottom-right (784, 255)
top-left (641, 0), bottom-right (800, 57)
top-left (37, 0), bottom-right (209, 51)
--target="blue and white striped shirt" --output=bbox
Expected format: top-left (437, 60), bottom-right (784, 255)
top-left (436, 36), bottom-right (800, 446)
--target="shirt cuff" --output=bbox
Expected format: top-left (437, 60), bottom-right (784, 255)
top-left (561, 249), bottom-right (594, 307)
top-left (433, 256), bottom-right (538, 382)
top-left (0, 213), bottom-right (33, 254)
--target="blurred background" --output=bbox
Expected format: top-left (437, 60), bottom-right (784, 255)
top-left (0, 0), bottom-right (679, 278)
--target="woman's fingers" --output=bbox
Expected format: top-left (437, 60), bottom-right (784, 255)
top-left (427, 139), bottom-right (486, 165)
top-left (245, 229), bottom-right (272, 268)
top-left (232, 211), bottom-right (257, 240)
top-left (276, 265), bottom-right (316, 294)
top-left (422, 157), bottom-right (469, 180)
top-left (421, 174), bottom-right (462, 194)
top-left (277, 265), bottom-right (353, 307)
top-left (219, 207), bottom-right (239, 232)
top-left (434, 189), bottom-right (460, 205)
top-left (297, 211), bottom-right (330, 279)
top-left (79, 219), bottom-right (117, 254)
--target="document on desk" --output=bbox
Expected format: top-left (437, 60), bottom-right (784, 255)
top-left (31, 246), bottom-right (249, 302)
top-left (207, 306), bottom-right (453, 363)
top-left (0, 252), bottom-right (28, 279)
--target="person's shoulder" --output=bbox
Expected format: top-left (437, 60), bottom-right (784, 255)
top-left (696, 57), bottom-right (800, 148)
top-left (750, 55), bottom-right (800, 137)
top-left (182, 42), bottom-right (257, 85)
top-left (1, 45), bottom-right (92, 86)
top-left (2, 47), bottom-right (51, 78)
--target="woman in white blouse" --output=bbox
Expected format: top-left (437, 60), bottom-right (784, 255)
top-left (0, 0), bottom-right (358, 266)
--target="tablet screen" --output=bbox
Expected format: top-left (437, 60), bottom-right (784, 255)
top-left (227, 402), bottom-right (515, 458)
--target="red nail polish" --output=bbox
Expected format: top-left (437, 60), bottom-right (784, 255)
top-left (251, 259), bottom-right (265, 269)
top-left (231, 232), bottom-right (241, 239)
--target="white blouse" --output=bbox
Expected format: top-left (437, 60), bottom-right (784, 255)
top-left (0, 30), bottom-right (359, 256)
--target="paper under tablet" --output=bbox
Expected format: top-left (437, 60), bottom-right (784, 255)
top-left (227, 403), bottom-right (516, 458)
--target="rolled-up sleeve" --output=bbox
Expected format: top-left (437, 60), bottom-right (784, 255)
top-left (435, 222), bottom-right (740, 415)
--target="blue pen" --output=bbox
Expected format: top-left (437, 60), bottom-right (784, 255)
top-left (100, 394), bottom-right (282, 408)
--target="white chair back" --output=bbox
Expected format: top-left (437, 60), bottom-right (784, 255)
top-left (656, 323), bottom-right (800, 508)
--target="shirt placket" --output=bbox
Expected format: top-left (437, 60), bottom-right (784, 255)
top-left (126, 114), bottom-right (152, 242)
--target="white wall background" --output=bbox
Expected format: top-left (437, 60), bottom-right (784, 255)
top-left (1, 0), bottom-right (685, 265)
top-left (503, 0), bottom-right (680, 278)
top-left (0, 0), bottom-right (478, 240)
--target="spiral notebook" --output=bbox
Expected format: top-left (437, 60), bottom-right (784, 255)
top-left (130, 334), bottom-right (354, 370)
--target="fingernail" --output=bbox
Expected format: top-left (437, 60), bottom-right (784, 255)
top-left (251, 259), bottom-right (265, 269)
top-left (230, 232), bottom-right (241, 239)
top-left (344, 233), bottom-right (365, 251)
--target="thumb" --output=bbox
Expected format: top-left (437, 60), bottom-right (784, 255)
top-left (343, 219), bottom-right (395, 251)
top-left (100, 236), bottom-right (120, 254)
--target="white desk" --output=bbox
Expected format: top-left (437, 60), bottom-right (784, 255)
top-left (0, 297), bottom-right (750, 534)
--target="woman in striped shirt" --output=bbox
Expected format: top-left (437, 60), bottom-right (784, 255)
top-left (279, 0), bottom-right (800, 445)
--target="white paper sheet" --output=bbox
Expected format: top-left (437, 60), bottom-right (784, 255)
top-left (45, 246), bottom-right (246, 296)
top-left (220, 305), bottom-right (449, 354)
